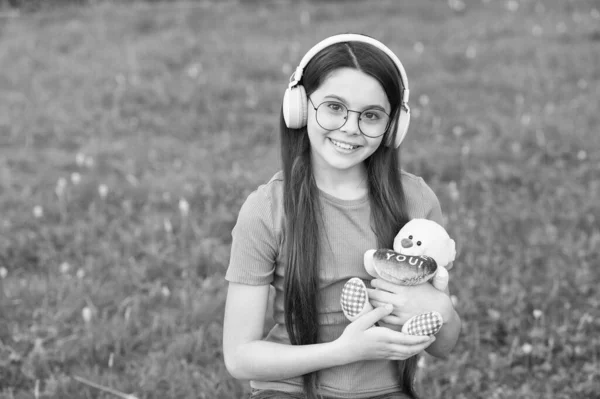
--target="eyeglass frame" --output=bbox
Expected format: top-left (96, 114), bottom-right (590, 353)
top-left (308, 97), bottom-right (392, 138)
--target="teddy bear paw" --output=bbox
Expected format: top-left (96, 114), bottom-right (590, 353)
top-left (340, 277), bottom-right (373, 321)
top-left (401, 311), bottom-right (443, 336)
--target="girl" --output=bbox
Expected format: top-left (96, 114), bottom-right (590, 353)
top-left (223, 34), bottom-right (461, 399)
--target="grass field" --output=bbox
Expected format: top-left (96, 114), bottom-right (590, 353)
top-left (0, 0), bottom-right (599, 398)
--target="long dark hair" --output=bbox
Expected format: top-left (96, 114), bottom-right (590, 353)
top-left (281, 40), bottom-right (417, 398)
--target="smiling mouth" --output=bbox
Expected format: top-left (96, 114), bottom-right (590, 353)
top-left (329, 138), bottom-right (361, 150)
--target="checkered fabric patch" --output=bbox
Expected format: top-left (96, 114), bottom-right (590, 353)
top-left (402, 312), bottom-right (443, 336)
top-left (340, 278), bottom-right (368, 317)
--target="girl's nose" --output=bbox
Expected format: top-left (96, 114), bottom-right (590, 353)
top-left (400, 238), bottom-right (413, 248)
top-left (340, 111), bottom-right (361, 135)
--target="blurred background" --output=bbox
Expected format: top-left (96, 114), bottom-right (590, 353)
top-left (0, 0), bottom-right (599, 398)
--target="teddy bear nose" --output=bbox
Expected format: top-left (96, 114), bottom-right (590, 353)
top-left (401, 238), bottom-right (413, 248)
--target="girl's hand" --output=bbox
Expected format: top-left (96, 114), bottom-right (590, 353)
top-left (367, 278), bottom-right (454, 327)
top-left (336, 305), bottom-right (436, 362)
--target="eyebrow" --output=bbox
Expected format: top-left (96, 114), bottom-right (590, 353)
top-left (323, 94), bottom-right (389, 112)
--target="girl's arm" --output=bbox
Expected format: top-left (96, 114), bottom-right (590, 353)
top-left (424, 305), bottom-right (460, 359)
top-left (223, 282), bottom-right (436, 381)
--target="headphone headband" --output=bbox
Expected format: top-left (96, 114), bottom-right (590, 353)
top-left (289, 34), bottom-right (410, 104)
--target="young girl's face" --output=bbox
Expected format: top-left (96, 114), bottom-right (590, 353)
top-left (307, 67), bottom-right (391, 175)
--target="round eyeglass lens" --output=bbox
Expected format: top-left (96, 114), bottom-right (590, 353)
top-left (315, 101), bottom-right (389, 138)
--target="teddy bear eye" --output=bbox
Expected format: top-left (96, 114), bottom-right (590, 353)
top-left (417, 241), bottom-right (422, 246)
top-left (408, 235), bottom-right (413, 239)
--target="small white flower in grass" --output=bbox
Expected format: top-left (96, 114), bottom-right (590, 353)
top-left (161, 286), bottom-right (171, 298)
top-left (487, 308), bottom-right (501, 321)
top-left (55, 177), bottom-right (67, 197)
top-left (418, 95), bottom-right (429, 107)
top-left (448, 0), bottom-right (465, 12)
top-left (108, 352), bottom-right (114, 368)
top-left (465, 44), bottom-right (477, 59)
top-left (179, 198), bottom-right (190, 216)
top-left (533, 309), bottom-right (543, 319)
top-left (452, 125), bottom-right (465, 137)
top-left (84, 156), bottom-right (94, 168)
top-left (0, 267), bottom-right (7, 279)
top-left (448, 181), bottom-right (460, 202)
top-left (163, 218), bottom-right (173, 234)
top-left (577, 79), bottom-right (588, 89)
top-left (82, 307), bottom-right (92, 323)
top-left (577, 150), bottom-right (587, 161)
top-left (461, 144), bottom-right (471, 157)
top-left (532, 25), bottom-right (543, 37)
top-left (60, 262), bottom-right (71, 274)
top-left (413, 42), bottom-right (424, 54)
top-left (556, 22), bottom-right (567, 34)
top-left (76, 268), bottom-right (85, 279)
top-left (33, 206), bottom-right (44, 218)
top-left (126, 174), bottom-right (139, 186)
top-left (124, 306), bottom-right (132, 322)
top-left (511, 142), bottom-right (522, 154)
top-left (281, 63), bottom-right (292, 76)
top-left (71, 172), bottom-right (81, 185)
top-left (187, 63), bottom-right (202, 79)
top-left (521, 343), bottom-right (532, 354)
top-left (521, 113), bottom-right (531, 126)
top-left (76, 153), bottom-right (86, 167)
top-left (98, 184), bottom-right (109, 199)
top-left (506, 0), bottom-right (518, 12)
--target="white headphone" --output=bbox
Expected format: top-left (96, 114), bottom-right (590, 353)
top-left (282, 33), bottom-right (410, 149)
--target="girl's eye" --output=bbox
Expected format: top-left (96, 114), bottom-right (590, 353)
top-left (362, 111), bottom-right (380, 120)
top-left (327, 102), bottom-right (344, 112)
top-left (417, 241), bottom-right (422, 246)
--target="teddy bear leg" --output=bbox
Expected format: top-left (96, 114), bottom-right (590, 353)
top-left (340, 277), bottom-right (374, 321)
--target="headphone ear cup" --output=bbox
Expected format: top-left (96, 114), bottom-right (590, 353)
top-left (388, 108), bottom-right (410, 148)
top-left (283, 85), bottom-right (308, 129)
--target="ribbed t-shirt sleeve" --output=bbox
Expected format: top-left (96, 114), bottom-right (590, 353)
top-left (225, 188), bottom-right (278, 285)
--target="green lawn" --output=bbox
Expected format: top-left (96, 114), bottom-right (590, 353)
top-left (0, 0), bottom-right (599, 398)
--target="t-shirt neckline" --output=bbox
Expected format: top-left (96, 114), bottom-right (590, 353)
top-left (317, 187), bottom-right (369, 206)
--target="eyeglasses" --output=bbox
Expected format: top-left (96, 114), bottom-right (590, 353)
top-left (308, 97), bottom-right (391, 138)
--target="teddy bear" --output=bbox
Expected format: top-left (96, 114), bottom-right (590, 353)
top-left (340, 218), bottom-right (456, 336)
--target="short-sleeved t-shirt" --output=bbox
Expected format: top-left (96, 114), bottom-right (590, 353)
top-left (226, 170), bottom-right (444, 398)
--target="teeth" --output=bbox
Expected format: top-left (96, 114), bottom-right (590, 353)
top-left (331, 139), bottom-right (358, 150)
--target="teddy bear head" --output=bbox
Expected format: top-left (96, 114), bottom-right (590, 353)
top-left (393, 218), bottom-right (456, 268)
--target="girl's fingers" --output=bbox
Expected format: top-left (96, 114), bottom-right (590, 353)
top-left (370, 278), bottom-right (406, 294)
top-left (379, 315), bottom-right (403, 325)
top-left (386, 338), bottom-right (435, 359)
top-left (352, 304), bottom-right (394, 330)
top-left (376, 328), bottom-right (433, 345)
top-left (367, 289), bottom-right (401, 305)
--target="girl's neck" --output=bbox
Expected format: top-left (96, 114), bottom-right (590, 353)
top-left (313, 164), bottom-right (368, 201)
